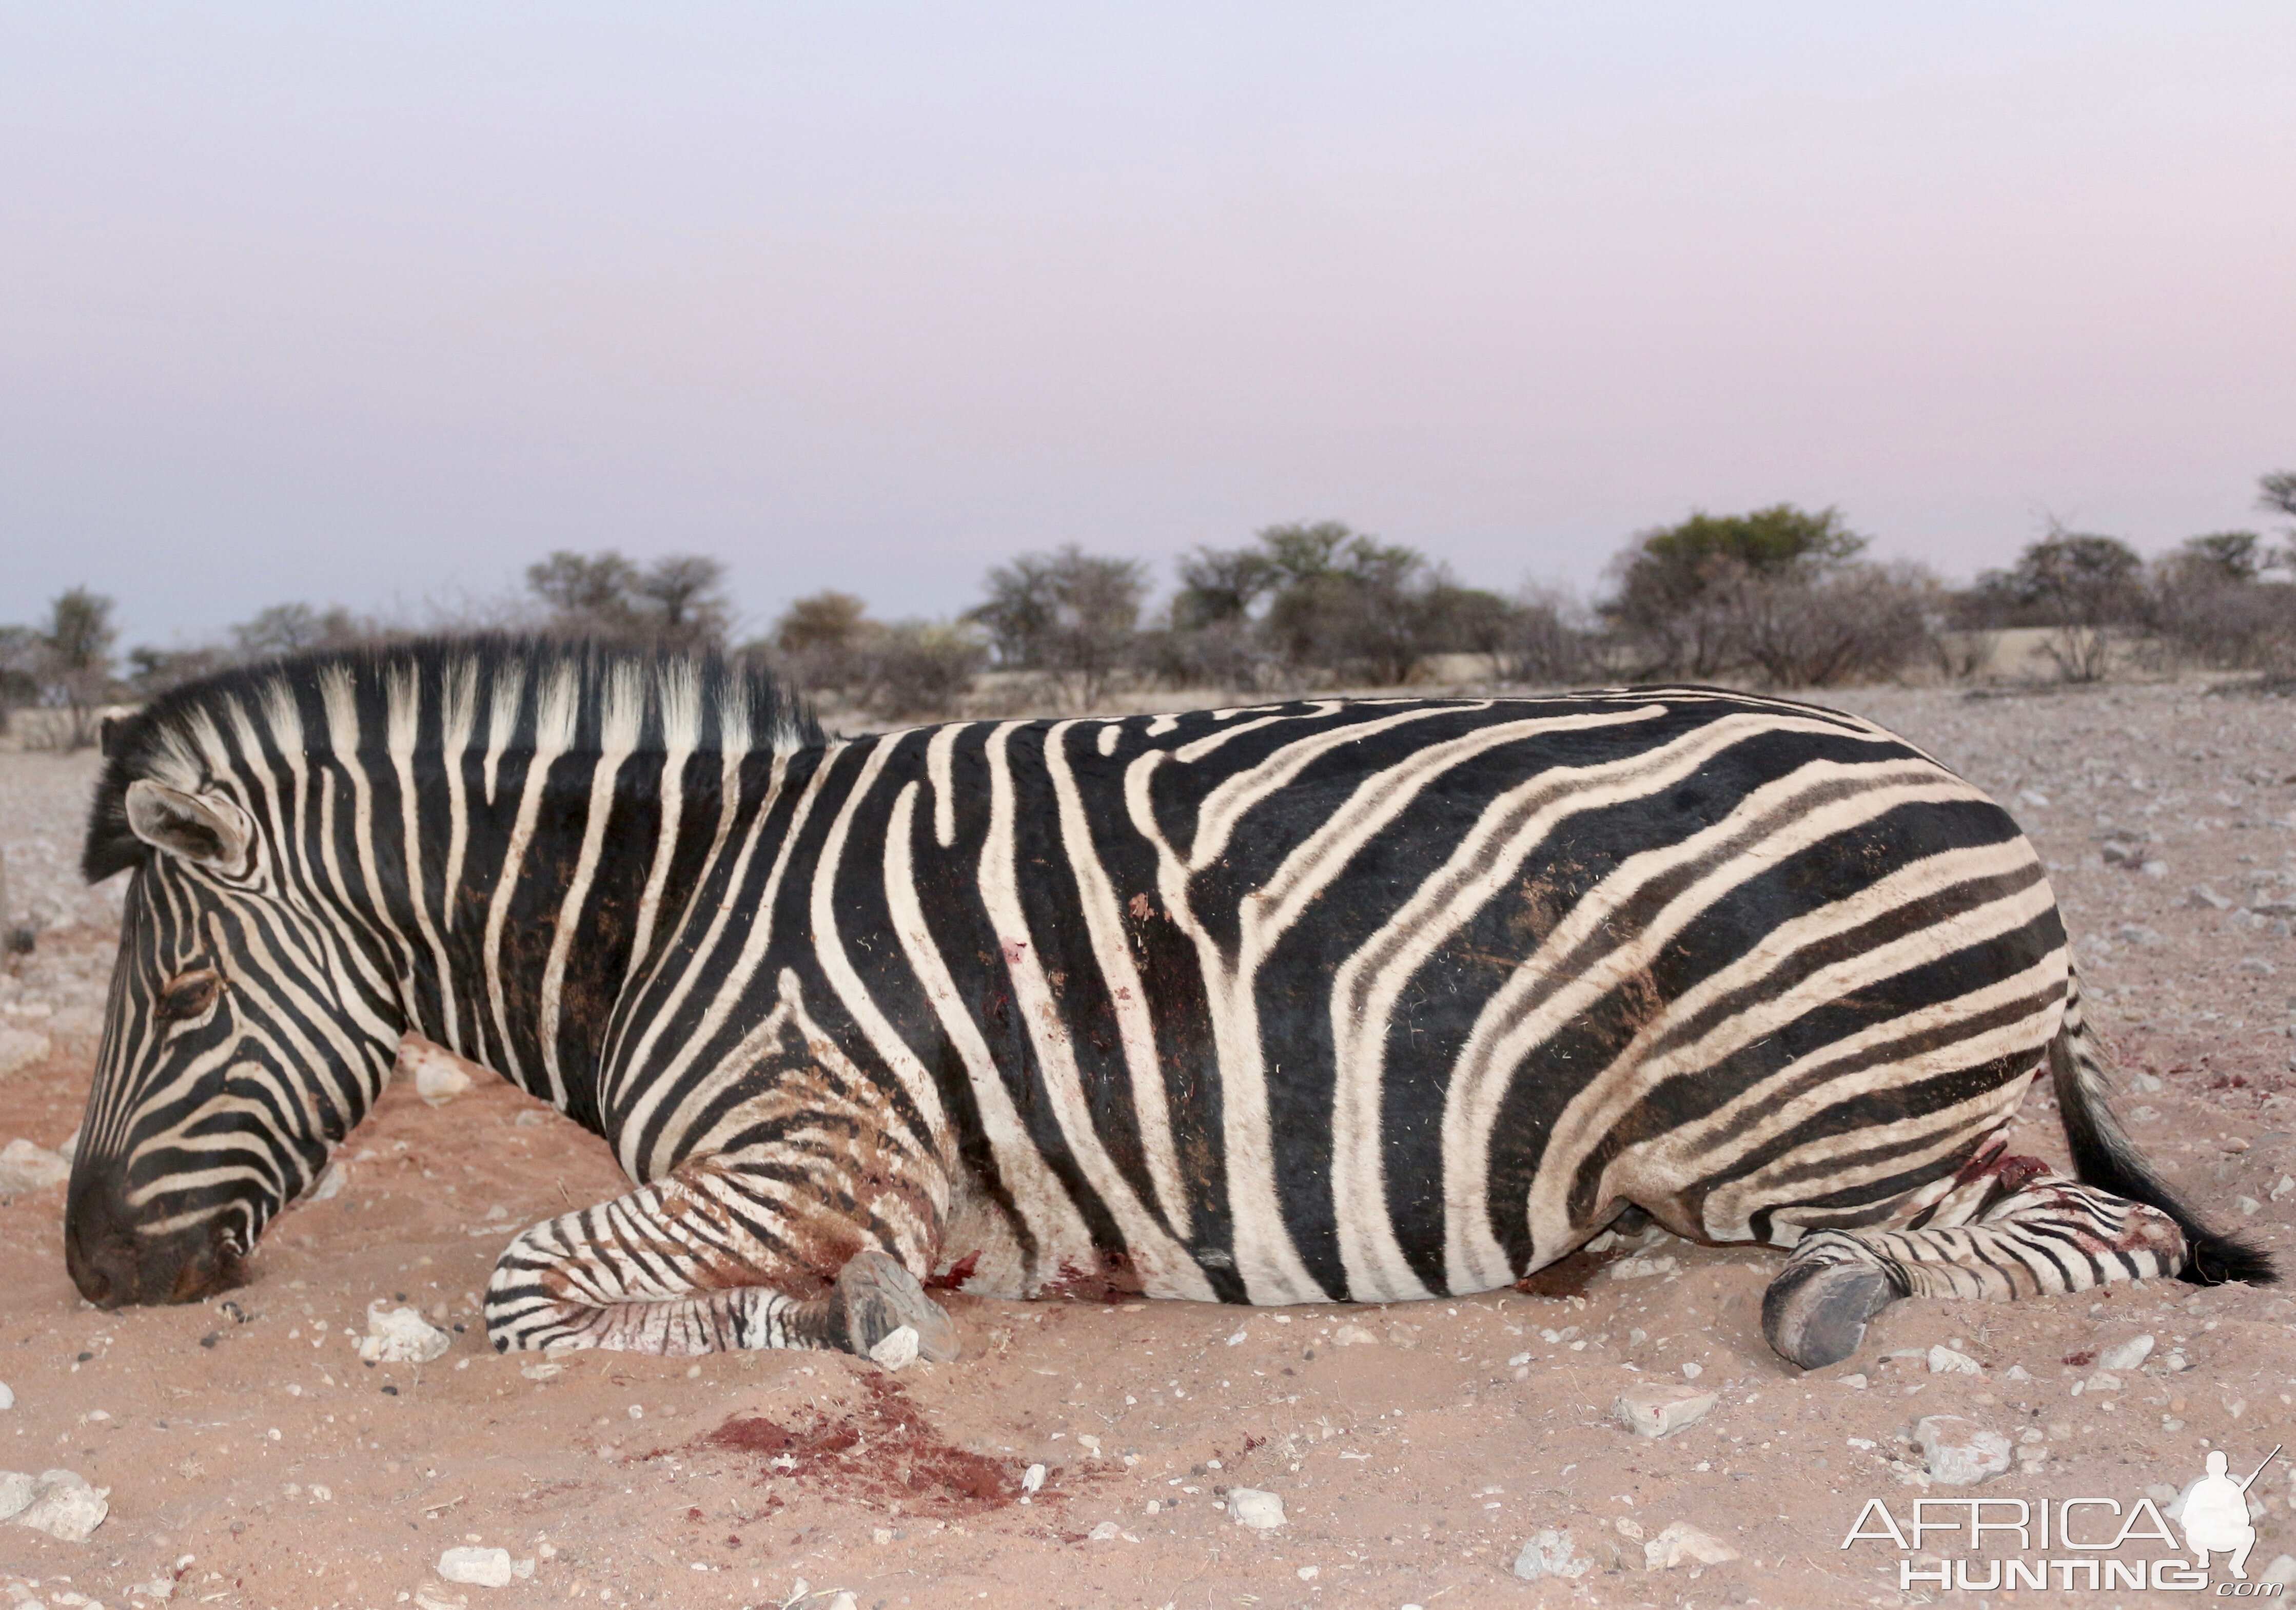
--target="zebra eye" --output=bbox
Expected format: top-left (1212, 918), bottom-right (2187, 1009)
top-left (156, 968), bottom-right (224, 1024)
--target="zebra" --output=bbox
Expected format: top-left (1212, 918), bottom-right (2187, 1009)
top-left (64, 638), bottom-right (2269, 1371)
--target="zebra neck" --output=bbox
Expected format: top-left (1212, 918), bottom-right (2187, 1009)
top-left (379, 741), bottom-right (808, 1133)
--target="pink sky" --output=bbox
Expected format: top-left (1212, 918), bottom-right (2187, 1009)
top-left (2, 4), bottom-right (2291, 646)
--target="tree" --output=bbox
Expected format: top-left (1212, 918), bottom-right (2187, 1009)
top-left (632, 556), bottom-right (731, 648)
top-left (36, 587), bottom-right (117, 749)
top-left (2148, 530), bottom-right (2296, 675)
top-left (773, 591), bottom-right (871, 656)
top-left (2260, 469), bottom-right (2296, 525)
top-left (233, 602), bottom-right (364, 658)
top-left (1172, 520), bottom-right (1455, 686)
top-left (769, 591), bottom-right (878, 693)
top-left (525, 550), bottom-right (733, 648)
top-left (968, 545), bottom-right (1147, 707)
top-left (527, 550), bottom-right (641, 628)
top-left (1978, 528), bottom-right (2144, 682)
top-left (1605, 505), bottom-right (1868, 679)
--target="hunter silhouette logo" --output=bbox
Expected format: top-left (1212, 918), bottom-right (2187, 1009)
top-left (1840, 1444), bottom-right (2283, 1593)
top-left (2186, 1446), bottom-right (2278, 1581)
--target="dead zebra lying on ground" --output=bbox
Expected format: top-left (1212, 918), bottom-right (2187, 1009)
top-left (61, 641), bottom-right (2271, 1366)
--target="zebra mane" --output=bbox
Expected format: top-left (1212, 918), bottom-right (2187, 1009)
top-left (83, 634), bottom-right (822, 883)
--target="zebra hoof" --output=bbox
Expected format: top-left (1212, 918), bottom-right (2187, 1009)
top-left (1762, 1260), bottom-right (1895, 1370)
top-left (838, 1251), bottom-right (961, 1364)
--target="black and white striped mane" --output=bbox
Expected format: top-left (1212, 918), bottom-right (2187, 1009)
top-left (83, 635), bottom-right (823, 884)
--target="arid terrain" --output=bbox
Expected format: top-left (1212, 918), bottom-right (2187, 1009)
top-left (4, 679), bottom-right (2294, 1610)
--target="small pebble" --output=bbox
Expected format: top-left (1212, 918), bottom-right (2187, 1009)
top-left (1227, 1488), bottom-right (1286, 1529)
top-left (1928, 1345), bottom-right (1980, 1375)
top-left (868, 1326), bottom-right (919, 1372)
top-left (1644, 1520), bottom-right (1740, 1570)
top-left (1613, 1387), bottom-right (1717, 1439)
top-left (1021, 1463), bottom-right (1045, 1497)
top-left (357, 1305), bottom-right (450, 1365)
top-left (1914, 1414), bottom-right (2011, 1486)
top-left (1512, 1527), bottom-right (1591, 1581)
top-left (437, 1545), bottom-right (514, 1587)
top-left (2097, 1334), bottom-right (2154, 1371)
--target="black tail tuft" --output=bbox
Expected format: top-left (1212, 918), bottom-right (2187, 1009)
top-left (2051, 1010), bottom-right (2278, 1287)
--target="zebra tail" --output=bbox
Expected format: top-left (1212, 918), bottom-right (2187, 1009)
top-left (2049, 958), bottom-right (2277, 1286)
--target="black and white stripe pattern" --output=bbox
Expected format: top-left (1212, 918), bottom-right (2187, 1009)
top-left (67, 641), bottom-right (2267, 1364)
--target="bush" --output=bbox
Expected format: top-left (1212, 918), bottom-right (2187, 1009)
top-left (1601, 506), bottom-right (1933, 687)
top-left (968, 546), bottom-right (1147, 708)
top-left (2147, 532), bottom-right (2296, 674)
top-left (1967, 528), bottom-right (2144, 682)
top-left (855, 623), bottom-right (987, 722)
top-left (526, 550), bottom-right (731, 650)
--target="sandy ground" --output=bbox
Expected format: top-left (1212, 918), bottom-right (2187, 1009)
top-left (3, 680), bottom-right (2295, 1610)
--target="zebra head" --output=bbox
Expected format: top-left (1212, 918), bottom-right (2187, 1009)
top-left (68, 774), bottom-right (398, 1308)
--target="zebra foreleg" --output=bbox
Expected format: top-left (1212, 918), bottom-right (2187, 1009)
top-left (1761, 1171), bottom-right (2186, 1369)
top-left (480, 1156), bottom-right (958, 1361)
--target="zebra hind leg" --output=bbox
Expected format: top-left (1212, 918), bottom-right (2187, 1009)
top-left (481, 1152), bottom-right (958, 1361)
top-left (1761, 1168), bottom-right (2187, 1370)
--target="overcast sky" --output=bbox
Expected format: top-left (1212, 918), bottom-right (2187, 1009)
top-left (3, 4), bottom-right (2291, 649)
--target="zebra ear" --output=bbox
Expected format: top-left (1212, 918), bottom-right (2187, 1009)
top-left (124, 780), bottom-right (254, 874)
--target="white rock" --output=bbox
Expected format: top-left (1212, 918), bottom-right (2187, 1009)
top-left (128, 1578), bottom-right (179, 1601)
top-left (0, 1139), bottom-right (68, 1193)
top-left (0, 1027), bottom-right (50, 1080)
top-left (2098, 1334), bottom-right (2155, 1371)
top-left (1928, 1345), bottom-right (1980, 1375)
top-left (0, 1380), bottom-right (12, 1410)
top-left (1088, 1520), bottom-right (1120, 1541)
top-left (2127, 1070), bottom-right (2164, 1094)
top-left (437, 1545), bottom-right (514, 1586)
top-left (1614, 1387), bottom-right (1717, 1439)
top-left (1913, 1415), bottom-right (2011, 1486)
top-left (1512, 1527), bottom-right (1592, 1581)
top-left (2258, 1554), bottom-right (2296, 1588)
top-left (2191, 885), bottom-right (2233, 911)
top-left (8, 1468), bottom-right (109, 1541)
top-left (2006, 1365), bottom-right (2032, 1381)
top-left (1227, 1488), bottom-right (1287, 1529)
top-left (1330, 1323), bottom-right (1378, 1346)
top-left (2017, 789), bottom-right (2050, 809)
top-left (868, 1325), bottom-right (919, 1372)
top-left (2273, 1175), bottom-right (2296, 1202)
top-left (1839, 1373), bottom-right (1867, 1389)
top-left (1020, 1463), bottom-right (1045, 1497)
top-left (310, 1163), bottom-right (346, 1202)
top-left (518, 1362), bottom-right (564, 1382)
top-left (1607, 1254), bottom-right (1678, 1281)
top-left (2083, 1370), bottom-right (2124, 1393)
top-left (0, 1469), bottom-right (37, 1521)
top-left (398, 1035), bottom-right (478, 1107)
top-left (358, 1305), bottom-right (451, 1364)
top-left (1644, 1520), bottom-right (1740, 1570)
top-left (787, 1594), bottom-right (858, 1610)
top-left (2239, 1196), bottom-right (2263, 1217)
